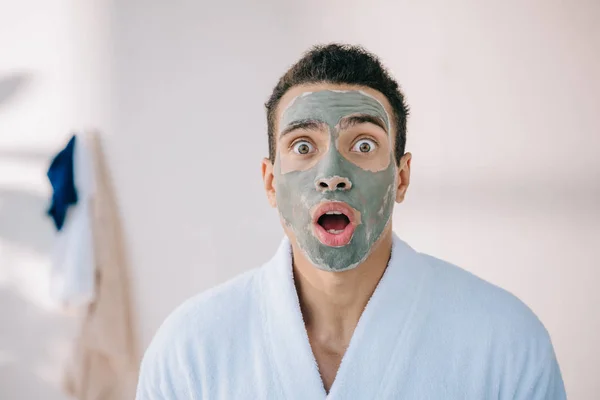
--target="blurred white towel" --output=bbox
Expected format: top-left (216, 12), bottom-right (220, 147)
top-left (50, 132), bottom-right (97, 308)
top-left (62, 130), bottom-right (138, 399)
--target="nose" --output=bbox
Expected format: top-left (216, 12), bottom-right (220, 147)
top-left (315, 176), bottom-right (353, 192)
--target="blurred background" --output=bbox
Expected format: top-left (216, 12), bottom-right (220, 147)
top-left (1, 0), bottom-right (598, 398)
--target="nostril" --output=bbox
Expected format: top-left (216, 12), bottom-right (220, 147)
top-left (319, 182), bottom-right (328, 188)
top-left (336, 182), bottom-right (346, 189)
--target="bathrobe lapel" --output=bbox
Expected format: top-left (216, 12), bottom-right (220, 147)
top-left (260, 236), bottom-right (327, 399)
top-left (260, 233), bottom-right (433, 399)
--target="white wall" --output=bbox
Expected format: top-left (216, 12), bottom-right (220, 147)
top-left (2, 0), bottom-right (598, 399)
top-left (0, 0), bottom-right (111, 399)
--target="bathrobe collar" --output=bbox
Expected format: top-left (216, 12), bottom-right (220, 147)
top-left (259, 232), bottom-right (432, 399)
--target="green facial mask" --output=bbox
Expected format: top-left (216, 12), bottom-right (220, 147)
top-left (274, 90), bottom-right (397, 272)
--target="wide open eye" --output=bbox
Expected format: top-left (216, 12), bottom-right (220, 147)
top-left (351, 138), bottom-right (377, 153)
top-left (292, 140), bottom-right (315, 155)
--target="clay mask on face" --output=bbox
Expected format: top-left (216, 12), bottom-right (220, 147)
top-left (274, 90), bottom-right (398, 272)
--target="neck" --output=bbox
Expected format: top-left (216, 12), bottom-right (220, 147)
top-left (291, 227), bottom-right (393, 344)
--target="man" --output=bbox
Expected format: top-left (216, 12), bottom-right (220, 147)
top-left (136, 44), bottom-right (566, 399)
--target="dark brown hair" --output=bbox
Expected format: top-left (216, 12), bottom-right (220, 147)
top-left (265, 43), bottom-right (409, 164)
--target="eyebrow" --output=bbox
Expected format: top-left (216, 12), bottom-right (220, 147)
top-left (338, 114), bottom-right (388, 133)
top-left (279, 119), bottom-right (327, 137)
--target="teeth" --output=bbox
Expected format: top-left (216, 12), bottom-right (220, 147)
top-left (327, 229), bottom-right (344, 234)
top-left (325, 211), bottom-right (342, 215)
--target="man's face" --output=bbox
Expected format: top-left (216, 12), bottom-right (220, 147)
top-left (266, 84), bottom-right (406, 272)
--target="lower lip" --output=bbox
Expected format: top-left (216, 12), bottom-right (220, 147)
top-left (313, 220), bottom-right (356, 247)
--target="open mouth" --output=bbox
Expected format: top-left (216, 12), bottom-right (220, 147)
top-left (317, 212), bottom-right (350, 234)
top-left (311, 201), bottom-right (359, 247)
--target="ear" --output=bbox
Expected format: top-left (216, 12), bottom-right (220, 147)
top-left (395, 152), bottom-right (412, 203)
top-left (261, 157), bottom-right (277, 208)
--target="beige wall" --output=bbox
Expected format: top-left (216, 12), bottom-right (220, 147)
top-left (1, 0), bottom-right (598, 398)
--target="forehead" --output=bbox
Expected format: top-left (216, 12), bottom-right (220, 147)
top-left (280, 90), bottom-right (390, 132)
top-left (276, 83), bottom-right (395, 132)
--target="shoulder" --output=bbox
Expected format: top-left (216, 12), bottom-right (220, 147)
top-left (136, 267), bottom-right (262, 398)
top-left (422, 253), bottom-right (544, 326)
top-left (418, 252), bottom-right (554, 355)
top-left (416, 252), bottom-right (565, 397)
top-left (149, 266), bottom-right (260, 353)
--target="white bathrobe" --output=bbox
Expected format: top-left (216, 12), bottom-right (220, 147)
top-left (136, 233), bottom-right (566, 399)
